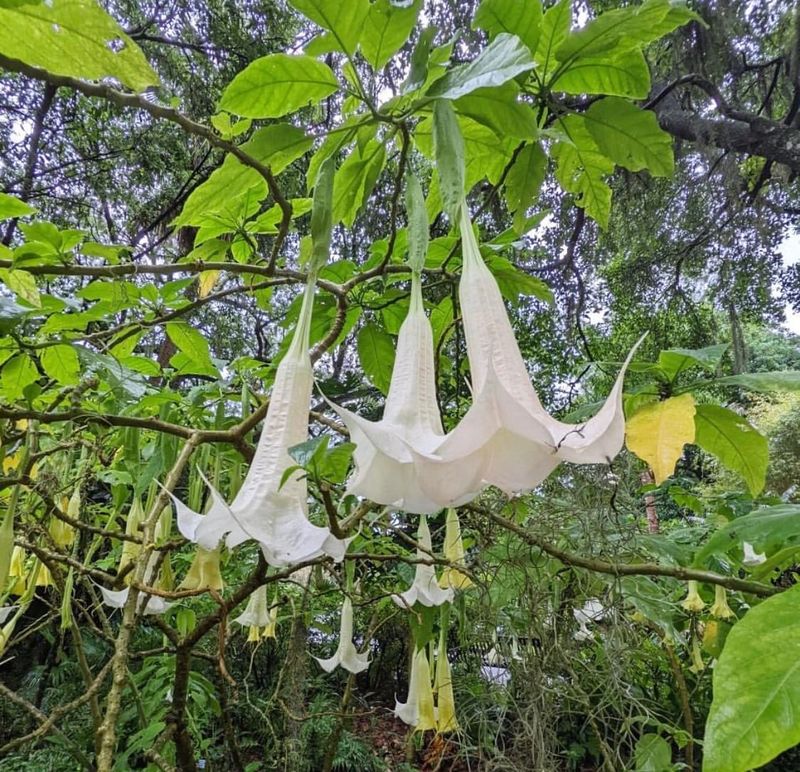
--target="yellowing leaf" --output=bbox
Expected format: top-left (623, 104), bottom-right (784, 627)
top-left (626, 393), bottom-right (696, 484)
top-left (198, 270), bottom-right (220, 298)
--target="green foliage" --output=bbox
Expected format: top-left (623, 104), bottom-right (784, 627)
top-left (704, 585), bottom-right (800, 772)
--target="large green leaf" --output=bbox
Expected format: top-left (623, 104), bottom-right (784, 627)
top-left (694, 505), bottom-right (800, 566)
top-left (657, 343), bottom-right (728, 380)
top-left (694, 404), bottom-right (768, 496)
top-left (454, 83), bottom-right (537, 138)
top-left (585, 98), bottom-right (674, 177)
top-left (503, 142), bottom-right (547, 231)
top-left (555, 0), bottom-right (697, 62)
top-left (533, 0), bottom-right (571, 81)
top-left (472, 0), bottom-right (543, 55)
top-left (1, 353), bottom-right (38, 399)
top-left (175, 124), bottom-right (312, 226)
top-left (219, 54), bottom-right (338, 118)
top-left (432, 100), bottom-right (465, 221)
top-left (710, 371), bottom-right (800, 392)
top-left (40, 344), bottom-right (80, 385)
top-left (360, 0), bottom-right (421, 70)
top-left (333, 139), bottom-right (386, 227)
top-left (289, 0), bottom-right (368, 56)
top-left (552, 114), bottom-right (613, 228)
top-left (165, 322), bottom-right (214, 372)
top-left (0, 193), bottom-right (36, 220)
top-left (428, 33), bottom-right (535, 100)
top-left (704, 585), bottom-right (800, 772)
top-left (357, 323), bottom-right (395, 395)
top-left (0, 0), bottom-right (157, 91)
top-left (551, 48), bottom-right (650, 98)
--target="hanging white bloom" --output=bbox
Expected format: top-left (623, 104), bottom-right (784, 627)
top-left (313, 595), bottom-right (370, 674)
top-left (411, 203), bottom-right (643, 506)
top-left (171, 275), bottom-right (349, 567)
top-left (394, 517), bottom-right (454, 609)
top-left (395, 646), bottom-right (437, 730)
top-left (234, 584), bottom-right (278, 641)
top-left (98, 585), bottom-right (173, 616)
top-left (742, 541), bottom-right (766, 565)
top-left (574, 598), bottom-right (606, 641)
top-left (328, 273), bottom-right (463, 514)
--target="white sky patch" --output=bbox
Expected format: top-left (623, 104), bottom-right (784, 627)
top-left (780, 232), bottom-right (800, 334)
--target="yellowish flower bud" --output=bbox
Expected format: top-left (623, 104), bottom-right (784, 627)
top-left (710, 585), bottom-right (735, 620)
top-left (179, 546), bottom-right (224, 591)
top-left (681, 580), bottom-right (705, 613)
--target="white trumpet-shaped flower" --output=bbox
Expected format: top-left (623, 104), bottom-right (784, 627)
top-left (98, 585), bottom-right (173, 616)
top-left (234, 584), bottom-right (278, 641)
top-left (410, 204), bottom-right (643, 506)
top-left (438, 508), bottom-right (472, 591)
top-left (395, 646), bottom-right (437, 730)
top-left (394, 517), bottom-right (454, 609)
top-left (328, 274), bottom-right (460, 514)
top-left (171, 275), bottom-right (349, 567)
top-left (313, 596), bottom-right (370, 674)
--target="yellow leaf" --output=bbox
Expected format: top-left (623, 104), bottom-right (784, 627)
top-left (198, 270), bottom-right (220, 298)
top-left (626, 393), bottom-right (696, 484)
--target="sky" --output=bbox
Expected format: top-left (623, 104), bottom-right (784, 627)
top-left (780, 232), bottom-right (800, 334)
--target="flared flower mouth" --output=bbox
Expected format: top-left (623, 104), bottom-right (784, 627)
top-left (395, 646), bottom-right (437, 731)
top-left (393, 516), bottom-right (454, 609)
top-left (235, 584), bottom-right (279, 640)
top-left (313, 595), bottom-right (371, 674)
top-left (169, 273), bottom-right (348, 567)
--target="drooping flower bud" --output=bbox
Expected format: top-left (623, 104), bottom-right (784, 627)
top-left (313, 596), bottom-right (370, 674)
top-left (709, 585), bottom-right (735, 620)
top-left (395, 646), bottom-right (437, 731)
top-left (681, 580), bottom-right (705, 613)
top-left (394, 517), bottom-right (453, 609)
top-left (235, 584), bottom-right (279, 641)
top-left (179, 546), bottom-right (224, 592)
top-left (438, 509), bottom-right (472, 591)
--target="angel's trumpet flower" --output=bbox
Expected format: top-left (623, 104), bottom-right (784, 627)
top-left (99, 552), bottom-right (172, 615)
top-left (7, 546), bottom-right (26, 596)
top-left (743, 541), bottom-right (766, 565)
top-left (394, 517), bottom-right (453, 609)
top-left (710, 585), bottom-right (735, 620)
top-left (171, 274), bottom-right (349, 567)
top-left (179, 546), bottom-right (224, 591)
top-left (438, 509), bottom-right (472, 591)
top-left (681, 580), bottom-right (705, 613)
top-left (234, 584), bottom-right (278, 641)
top-left (329, 274), bottom-right (462, 514)
top-left (434, 625), bottom-right (459, 733)
top-left (50, 487), bottom-right (79, 548)
top-left (118, 497), bottom-right (145, 584)
top-left (412, 204), bottom-right (642, 505)
top-left (314, 596), bottom-right (370, 674)
top-left (395, 646), bottom-right (437, 731)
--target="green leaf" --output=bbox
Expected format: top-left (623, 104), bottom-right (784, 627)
top-left (333, 139), bottom-right (386, 227)
top-left (503, 142), bottom-right (547, 231)
top-left (633, 734), bottom-right (672, 772)
top-left (704, 585), bottom-right (800, 772)
top-left (1, 353), bottom-right (38, 399)
top-left (357, 323), bottom-right (395, 395)
top-left (534, 0), bottom-right (571, 81)
top-left (40, 344), bottom-right (80, 385)
top-left (551, 48), bottom-right (650, 98)
top-left (0, 268), bottom-right (40, 308)
top-left (288, 0), bottom-right (368, 56)
top-left (432, 100), bottom-right (465, 221)
top-left (710, 371), bottom-right (800, 392)
top-left (454, 82), bottom-right (537, 138)
top-left (552, 114), bottom-right (613, 228)
top-left (165, 322), bottom-right (214, 371)
top-left (219, 54), bottom-right (338, 118)
top-left (694, 404), bottom-right (768, 496)
top-left (485, 254), bottom-right (553, 305)
top-left (405, 173), bottom-right (428, 274)
top-left (428, 33), bottom-right (535, 100)
top-left (0, 192), bottom-right (36, 220)
top-left (175, 124), bottom-right (311, 226)
top-left (585, 97), bottom-right (674, 177)
top-left (657, 343), bottom-right (729, 380)
top-left (473, 0), bottom-right (543, 55)
top-left (402, 25), bottom-right (437, 94)
top-left (361, 0), bottom-right (421, 70)
top-left (310, 157), bottom-right (335, 271)
top-left (555, 0), bottom-right (697, 62)
top-left (694, 505), bottom-right (800, 565)
top-left (0, 0), bottom-right (158, 91)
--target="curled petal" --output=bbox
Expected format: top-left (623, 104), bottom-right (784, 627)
top-left (98, 585), bottom-right (172, 616)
